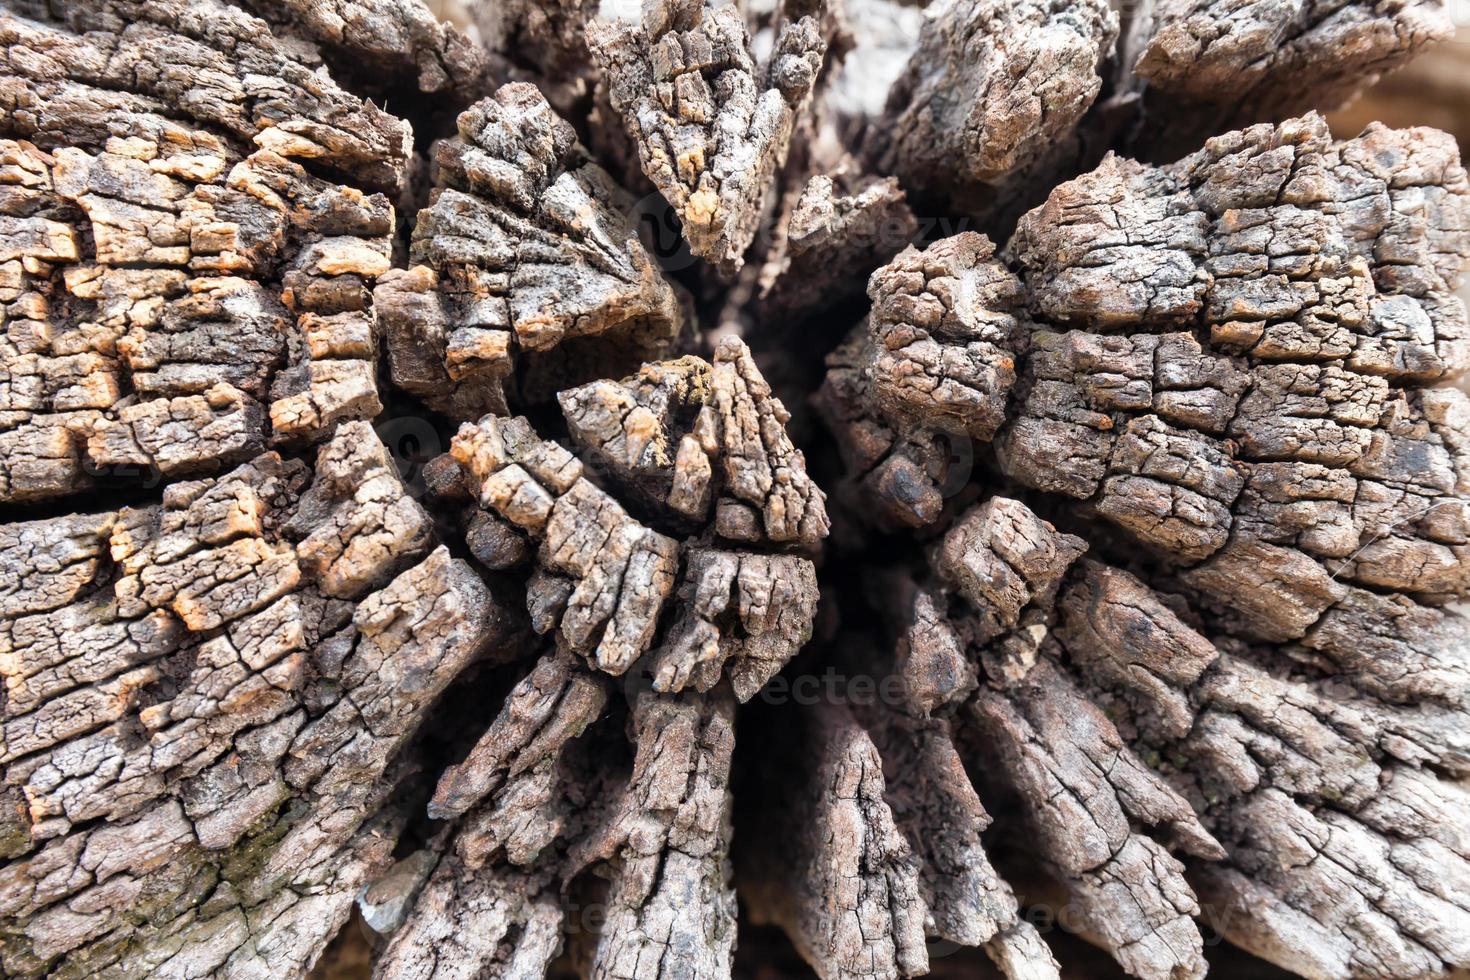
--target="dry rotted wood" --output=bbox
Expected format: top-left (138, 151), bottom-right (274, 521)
top-left (2, 1), bottom-right (1470, 979)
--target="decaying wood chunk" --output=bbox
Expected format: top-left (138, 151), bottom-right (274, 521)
top-left (371, 641), bottom-right (739, 979)
top-left (378, 83), bottom-right (683, 417)
top-left (373, 857), bottom-right (565, 980)
top-left (869, 718), bottom-right (1031, 960)
top-left (0, 1), bottom-right (405, 502)
top-left (571, 691), bottom-right (737, 980)
top-left (807, 118), bottom-right (1468, 979)
top-left (754, 171), bottom-right (918, 326)
top-left (558, 336), bottom-right (830, 546)
top-left (1132, 0), bottom-right (1455, 157)
top-left (449, 412), bottom-right (680, 676)
top-left (742, 701), bottom-right (930, 980)
top-left (864, 0), bottom-right (1119, 222)
top-left (588, 0), bottom-right (826, 276)
top-left (815, 328), bottom-right (969, 530)
top-left (649, 548), bottom-right (819, 702)
top-left (919, 499), bottom-right (1218, 980)
top-left (815, 233), bottom-right (1029, 528)
top-left (5, 0), bottom-right (1470, 977)
top-left (968, 660), bottom-right (1223, 980)
top-left (440, 336), bottom-right (825, 689)
top-left (999, 114), bottom-right (1470, 624)
top-left (864, 234), bottom-right (1029, 443)
top-left (0, 423), bottom-right (511, 978)
top-left (1, 0), bottom-right (413, 190)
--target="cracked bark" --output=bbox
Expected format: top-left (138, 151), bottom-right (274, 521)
top-left (862, 0), bottom-right (1120, 228)
top-left (1129, 0), bottom-right (1456, 160)
top-left (0, 0), bottom-right (405, 503)
top-left (0, 422), bottom-right (512, 978)
top-left (588, 0), bottom-right (826, 277)
top-left (3, 0), bottom-right (1469, 978)
top-left (812, 109), bottom-right (1470, 980)
top-left (376, 82), bottom-right (683, 416)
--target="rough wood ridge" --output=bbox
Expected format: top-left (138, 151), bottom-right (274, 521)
top-left (1, 0), bottom-right (1468, 979)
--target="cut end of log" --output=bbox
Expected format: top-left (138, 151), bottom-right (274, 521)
top-left (2, 1), bottom-right (1469, 979)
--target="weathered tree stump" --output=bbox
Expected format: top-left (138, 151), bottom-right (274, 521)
top-left (2, 1), bottom-right (1469, 979)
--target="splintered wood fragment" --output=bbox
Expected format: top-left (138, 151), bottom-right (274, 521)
top-left (1052, 558), bottom-right (1470, 977)
top-left (865, 233), bottom-right (1030, 443)
top-left (915, 499), bottom-right (1217, 980)
top-left (0, 1), bottom-right (406, 503)
top-left (571, 692), bottom-right (738, 980)
top-left (743, 702), bottom-right (929, 980)
top-left (934, 497), bottom-right (1086, 664)
top-left (755, 172), bottom-right (918, 324)
top-left (894, 585), bottom-right (976, 717)
top-left (705, 336), bottom-right (831, 547)
top-left (378, 82), bottom-right (683, 418)
top-left (649, 548), bottom-right (819, 702)
top-left (557, 352), bottom-right (720, 523)
top-left (373, 857), bottom-right (564, 980)
top-left (968, 664), bottom-right (1218, 980)
top-left (443, 337), bottom-right (825, 695)
top-left (869, 718), bottom-right (1018, 949)
top-left (815, 327), bottom-right (970, 529)
top-left (588, 0), bottom-right (827, 276)
top-left (0, 422), bottom-right (504, 978)
top-left (864, 0), bottom-right (1118, 222)
top-left (449, 413), bottom-right (681, 675)
top-left (0, 1), bottom-right (412, 189)
top-left (1131, 0), bottom-right (1454, 158)
top-left (743, 680), bottom-right (1064, 980)
top-left (261, 153), bottom-right (394, 445)
top-left (428, 647), bottom-right (609, 824)
top-left (378, 684), bottom-right (736, 980)
top-left (439, 651), bottom-right (614, 873)
top-left (286, 421), bottom-right (433, 598)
